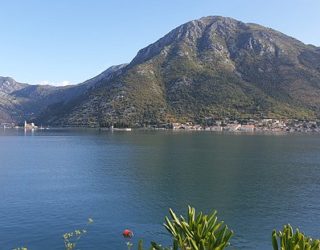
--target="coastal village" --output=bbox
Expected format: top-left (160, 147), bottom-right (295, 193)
top-left (1, 121), bottom-right (39, 130)
top-left (2, 119), bottom-right (320, 133)
top-left (170, 118), bottom-right (320, 133)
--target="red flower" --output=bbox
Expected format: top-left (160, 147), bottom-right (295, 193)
top-left (122, 229), bottom-right (133, 238)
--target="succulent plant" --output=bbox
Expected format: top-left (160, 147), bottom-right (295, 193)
top-left (272, 224), bottom-right (320, 250)
top-left (163, 206), bottom-right (233, 250)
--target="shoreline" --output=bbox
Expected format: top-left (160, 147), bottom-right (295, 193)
top-left (3, 126), bottom-right (320, 135)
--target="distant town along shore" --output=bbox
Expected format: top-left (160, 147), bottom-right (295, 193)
top-left (159, 118), bottom-right (320, 133)
top-left (2, 118), bottom-right (320, 133)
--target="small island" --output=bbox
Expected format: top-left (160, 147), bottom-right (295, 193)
top-left (24, 121), bottom-right (38, 130)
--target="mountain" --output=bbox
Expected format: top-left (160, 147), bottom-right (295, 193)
top-left (0, 64), bottom-right (127, 124)
top-left (2, 16), bottom-right (320, 126)
top-left (0, 77), bottom-right (28, 94)
top-left (0, 77), bottom-right (27, 123)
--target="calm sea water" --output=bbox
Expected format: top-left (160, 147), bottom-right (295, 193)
top-left (1, 129), bottom-right (320, 250)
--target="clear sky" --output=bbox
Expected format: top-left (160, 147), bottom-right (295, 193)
top-left (1, 0), bottom-right (319, 86)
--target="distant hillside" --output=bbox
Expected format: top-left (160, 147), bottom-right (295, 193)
top-left (2, 16), bottom-right (320, 126)
top-left (0, 64), bottom-right (127, 124)
top-left (0, 77), bottom-right (27, 123)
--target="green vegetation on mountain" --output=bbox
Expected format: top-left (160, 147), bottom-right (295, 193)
top-left (1, 16), bottom-right (320, 126)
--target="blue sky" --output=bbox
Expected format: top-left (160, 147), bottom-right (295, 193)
top-left (1, 0), bottom-right (319, 86)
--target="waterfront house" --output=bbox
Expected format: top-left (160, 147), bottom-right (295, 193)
top-left (239, 124), bottom-right (255, 132)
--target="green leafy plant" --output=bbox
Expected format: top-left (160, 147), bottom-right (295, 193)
top-left (16, 210), bottom-right (320, 250)
top-left (163, 206), bottom-right (233, 250)
top-left (152, 241), bottom-right (179, 250)
top-left (272, 224), bottom-right (320, 250)
top-left (63, 218), bottom-right (93, 250)
top-left (136, 240), bottom-right (177, 250)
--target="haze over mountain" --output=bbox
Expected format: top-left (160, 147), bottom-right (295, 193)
top-left (1, 16), bottom-right (320, 126)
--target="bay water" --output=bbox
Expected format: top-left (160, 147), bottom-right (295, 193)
top-left (1, 129), bottom-right (320, 249)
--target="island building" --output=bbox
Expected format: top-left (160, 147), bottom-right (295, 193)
top-left (24, 121), bottom-right (38, 130)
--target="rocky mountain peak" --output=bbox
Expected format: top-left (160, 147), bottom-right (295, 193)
top-left (0, 76), bottom-right (27, 94)
top-left (130, 15), bottom-right (313, 69)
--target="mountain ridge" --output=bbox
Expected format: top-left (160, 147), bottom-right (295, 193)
top-left (2, 16), bottom-right (320, 126)
top-left (0, 64), bottom-right (127, 124)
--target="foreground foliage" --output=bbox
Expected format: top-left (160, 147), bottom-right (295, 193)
top-left (135, 206), bottom-right (233, 250)
top-left (163, 206), bottom-right (233, 250)
top-left (272, 224), bottom-right (320, 250)
top-left (63, 218), bottom-right (93, 250)
top-left (12, 208), bottom-right (320, 250)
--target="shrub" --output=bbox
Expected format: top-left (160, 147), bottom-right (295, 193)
top-left (63, 218), bottom-right (93, 250)
top-left (163, 206), bottom-right (233, 250)
top-left (272, 224), bottom-right (320, 250)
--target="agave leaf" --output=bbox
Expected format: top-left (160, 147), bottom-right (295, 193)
top-left (138, 240), bottom-right (144, 250)
top-left (272, 230), bottom-right (279, 250)
top-left (169, 209), bottom-right (182, 227)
